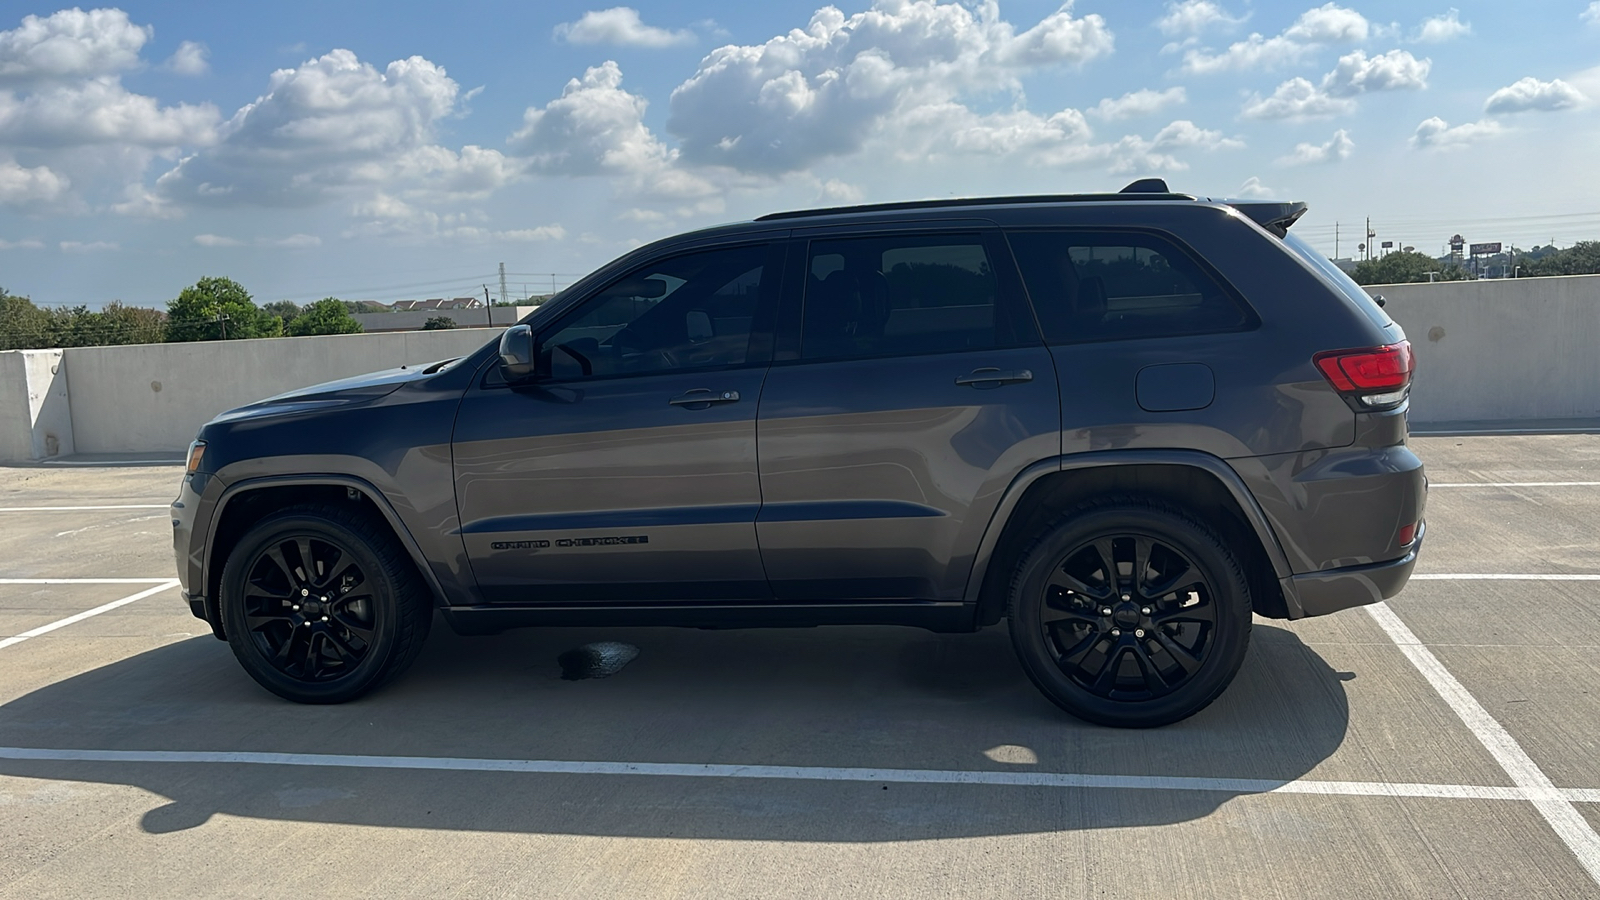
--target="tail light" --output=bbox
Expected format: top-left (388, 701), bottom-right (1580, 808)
top-left (1313, 341), bottom-right (1413, 410)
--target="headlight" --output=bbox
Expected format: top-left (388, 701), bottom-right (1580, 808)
top-left (185, 440), bottom-right (207, 474)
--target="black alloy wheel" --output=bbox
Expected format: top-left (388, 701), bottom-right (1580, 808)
top-left (241, 535), bottom-right (377, 682)
top-left (1008, 499), bottom-right (1252, 728)
top-left (1042, 534), bottom-right (1216, 702)
top-left (220, 503), bottom-right (431, 704)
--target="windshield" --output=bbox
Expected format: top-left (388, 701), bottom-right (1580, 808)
top-left (1282, 233), bottom-right (1395, 330)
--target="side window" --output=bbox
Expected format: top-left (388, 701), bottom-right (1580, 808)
top-left (1007, 230), bottom-right (1253, 344)
top-left (800, 234), bottom-right (1022, 361)
top-left (539, 244), bottom-right (770, 380)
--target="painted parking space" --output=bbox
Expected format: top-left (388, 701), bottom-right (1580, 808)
top-left (2, 439), bottom-right (1600, 898)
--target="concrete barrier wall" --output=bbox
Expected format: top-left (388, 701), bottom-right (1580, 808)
top-left (62, 329), bottom-right (501, 455)
top-left (1368, 273), bottom-right (1600, 424)
top-left (1, 273), bottom-right (1595, 460)
top-left (0, 349), bottom-right (73, 461)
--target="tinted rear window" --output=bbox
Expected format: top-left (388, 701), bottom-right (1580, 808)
top-left (1007, 230), bottom-right (1253, 344)
top-left (1281, 233), bottom-right (1395, 330)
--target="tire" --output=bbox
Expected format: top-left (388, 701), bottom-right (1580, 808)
top-left (219, 503), bottom-right (432, 704)
top-left (1007, 498), bottom-right (1252, 728)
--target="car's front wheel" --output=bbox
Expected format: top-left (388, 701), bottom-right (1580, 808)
top-left (219, 503), bottom-right (431, 703)
top-left (1008, 498), bottom-right (1253, 728)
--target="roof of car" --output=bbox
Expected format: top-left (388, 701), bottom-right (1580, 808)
top-left (754, 179), bottom-right (1196, 223)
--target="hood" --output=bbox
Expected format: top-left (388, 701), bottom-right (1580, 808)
top-left (209, 359), bottom-right (457, 424)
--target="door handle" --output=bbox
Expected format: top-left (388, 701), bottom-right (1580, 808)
top-left (954, 368), bottom-right (1033, 387)
top-left (669, 388), bottom-right (741, 407)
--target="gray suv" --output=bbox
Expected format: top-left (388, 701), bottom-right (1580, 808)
top-left (171, 180), bottom-right (1425, 727)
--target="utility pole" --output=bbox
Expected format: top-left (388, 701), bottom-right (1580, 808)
top-left (1335, 222), bottom-right (1339, 259)
top-left (498, 262), bottom-right (509, 323)
top-left (483, 285), bottom-right (493, 327)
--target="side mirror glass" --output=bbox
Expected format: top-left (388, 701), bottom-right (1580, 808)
top-left (498, 324), bottom-right (536, 381)
top-left (686, 310), bottom-right (713, 343)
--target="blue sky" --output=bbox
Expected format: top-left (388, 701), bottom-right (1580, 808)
top-left (2, 1), bottom-right (1598, 308)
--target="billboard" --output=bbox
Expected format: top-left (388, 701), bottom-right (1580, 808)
top-left (1470, 242), bottom-right (1502, 255)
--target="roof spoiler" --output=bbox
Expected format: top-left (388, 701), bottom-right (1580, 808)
top-left (1228, 201), bottom-right (1308, 238)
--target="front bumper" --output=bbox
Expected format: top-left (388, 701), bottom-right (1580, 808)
top-left (1289, 521), bottom-right (1425, 617)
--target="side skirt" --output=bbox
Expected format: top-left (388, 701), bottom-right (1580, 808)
top-left (440, 600), bottom-right (977, 635)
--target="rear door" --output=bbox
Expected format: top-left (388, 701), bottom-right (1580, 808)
top-left (754, 226), bottom-right (1060, 602)
top-left (452, 240), bottom-right (784, 603)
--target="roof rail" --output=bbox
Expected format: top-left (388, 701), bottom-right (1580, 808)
top-left (754, 180), bottom-right (1196, 222)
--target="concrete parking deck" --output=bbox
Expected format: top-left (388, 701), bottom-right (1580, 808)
top-left (1, 435), bottom-right (1598, 898)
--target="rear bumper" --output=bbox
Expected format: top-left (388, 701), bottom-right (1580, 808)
top-left (1289, 521), bottom-right (1425, 617)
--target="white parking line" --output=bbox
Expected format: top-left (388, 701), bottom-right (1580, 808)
top-left (0, 745), bottom-right (1573, 802)
top-left (0, 581), bottom-right (179, 651)
top-left (1430, 482), bottom-right (1600, 488)
top-left (1412, 574), bottom-right (1600, 581)
top-left (0, 578), bottom-right (179, 585)
top-left (1367, 601), bottom-right (1600, 887)
top-left (0, 505), bottom-right (169, 512)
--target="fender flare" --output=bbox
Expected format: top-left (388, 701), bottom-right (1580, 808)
top-left (201, 474), bottom-right (453, 631)
top-left (961, 449), bottom-right (1303, 619)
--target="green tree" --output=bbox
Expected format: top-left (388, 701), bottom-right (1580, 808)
top-left (286, 297), bottom-right (364, 336)
top-left (45, 302), bottom-right (167, 347)
top-left (262, 300), bottom-right (302, 327)
top-left (0, 289), bottom-right (51, 350)
top-left (1350, 251), bottom-right (1472, 285)
top-left (1521, 241), bottom-right (1600, 276)
top-left (421, 315), bottom-right (457, 330)
top-left (166, 277), bottom-right (282, 341)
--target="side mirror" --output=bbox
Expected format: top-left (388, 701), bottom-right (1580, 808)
top-left (498, 324), bottom-right (536, 381)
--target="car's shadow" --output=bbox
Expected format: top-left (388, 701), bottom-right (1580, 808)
top-left (0, 620), bottom-right (1352, 840)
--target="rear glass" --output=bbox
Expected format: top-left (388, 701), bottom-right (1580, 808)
top-left (1282, 233), bottom-right (1395, 330)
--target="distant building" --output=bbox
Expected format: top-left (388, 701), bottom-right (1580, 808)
top-left (391, 297), bottom-right (483, 312)
top-left (1332, 258), bottom-right (1357, 274)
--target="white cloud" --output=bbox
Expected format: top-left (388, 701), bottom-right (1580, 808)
top-left (554, 8), bottom-right (694, 48)
top-left (1237, 176), bottom-right (1272, 197)
top-left (618, 207), bottom-right (667, 223)
top-left (346, 192), bottom-right (564, 243)
top-left (665, 0), bottom-right (1113, 173)
top-left (0, 78), bottom-right (219, 147)
top-left (163, 40), bottom-right (209, 75)
top-left (264, 233), bottom-right (321, 248)
top-left (1410, 116), bottom-right (1503, 150)
top-left (1413, 9), bottom-right (1470, 43)
top-left (1322, 49), bottom-right (1429, 97)
top-left (192, 233), bottom-right (243, 247)
top-left (1183, 2), bottom-right (1368, 74)
top-left (59, 240), bottom-right (118, 252)
top-left (1148, 119), bottom-right (1243, 151)
top-left (1243, 50), bottom-right (1428, 120)
top-left (1584, 2), bottom-right (1600, 25)
top-left (1484, 77), bottom-right (1585, 114)
top-left (510, 61), bottom-right (671, 176)
top-left (1284, 3), bottom-right (1370, 43)
top-left (1089, 86), bottom-right (1186, 120)
top-left (0, 8), bottom-right (149, 85)
top-left (1242, 77), bottom-right (1355, 119)
top-left (154, 49), bottom-right (504, 208)
top-left (0, 238), bottom-right (45, 249)
top-left (1156, 1), bottom-right (1243, 38)
top-left (1276, 128), bottom-right (1353, 165)
top-left (818, 178), bottom-right (863, 203)
top-left (0, 157), bottom-right (69, 205)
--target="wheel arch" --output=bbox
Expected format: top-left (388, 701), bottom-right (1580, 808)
top-left (202, 475), bottom-right (450, 638)
top-left (966, 451), bottom-right (1301, 627)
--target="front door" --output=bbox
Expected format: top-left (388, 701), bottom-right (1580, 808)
top-left (755, 229), bottom-right (1060, 602)
top-left (452, 241), bottom-right (784, 603)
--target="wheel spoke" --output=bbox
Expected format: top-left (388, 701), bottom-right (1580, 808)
top-left (1047, 567), bottom-right (1112, 602)
top-left (298, 629), bottom-right (323, 678)
top-left (1146, 562), bottom-right (1196, 599)
top-left (322, 629), bottom-right (362, 664)
top-left (245, 611), bottom-right (292, 632)
top-left (262, 545), bottom-right (297, 587)
top-left (1152, 629), bottom-right (1204, 676)
top-left (293, 538), bottom-right (315, 584)
top-left (1133, 537), bottom-right (1153, 596)
top-left (1092, 538), bottom-right (1120, 596)
top-left (1152, 606), bottom-right (1216, 627)
top-left (1088, 643), bottom-right (1125, 693)
top-left (332, 611), bottom-right (374, 644)
top-left (1132, 641), bottom-right (1169, 693)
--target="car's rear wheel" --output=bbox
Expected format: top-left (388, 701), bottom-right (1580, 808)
top-left (219, 503), bottom-right (431, 704)
top-left (1008, 498), bottom-right (1252, 728)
